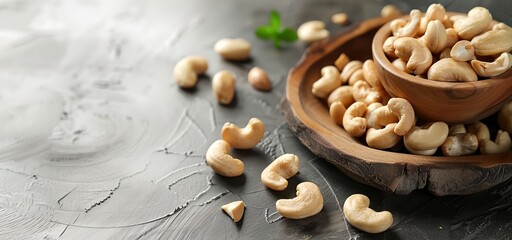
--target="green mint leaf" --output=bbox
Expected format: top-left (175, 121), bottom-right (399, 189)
top-left (256, 25), bottom-right (275, 40)
top-left (278, 28), bottom-right (298, 42)
top-left (269, 10), bottom-right (281, 29)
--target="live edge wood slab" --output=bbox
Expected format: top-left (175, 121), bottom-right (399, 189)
top-left (281, 16), bottom-right (512, 196)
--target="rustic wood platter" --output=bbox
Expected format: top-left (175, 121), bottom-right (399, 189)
top-left (281, 16), bottom-right (512, 196)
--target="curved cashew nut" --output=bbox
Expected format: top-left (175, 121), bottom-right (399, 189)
top-left (362, 60), bottom-right (384, 91)
top-left (365, 103), bottom-right (384, 129)
top-left (441, 133), bottom-right (479, 156)
top-left (445, 28), bottom-right (459, 48)
top-left (383, 36), bottom-right (398, 58)
top-left (404, 122), bottom-right (449, 151)
top-left (221, 201), bottom-right (245, 222)
top-left (471, 29), bottom-right (512, 56)
top-left (214, 38), bottom-right (251, 61)
top-left (261, 154), bottom-right (300, 191)
top-left (391, 58), bottom-right (410, 73)
top-left (371, 105), bottom-right (400, 128)
top-left (348, 69), bottom-right (366, 86)
top-left (343, 194), bottom-right (393, 234)
top-left (173, 56), bottom-right (208, 89)
top-left (419, 3), bottom-right (446, 35)
top-left (394, 37), bottom-right (433, 75)
top-left (340, 60), bottom-right (363, 84)
top-left (471, 52), bottom-right (512, 77)
top-left (480, 130), bottom-right (511, 155)
top-left (391, 9), bottom-right (421, 37)
top-left (212, 70), bottom-right (236, 104)
top-left (343, 102), bottom-right (367, 137)
top-left (450, 40), bottom-right (475, 62)
top-left (427, 58), bottom-right (477, 82)
top-left (449, 124), bottom-right (467, 135)
top-left (352, 80), bottom-right (382, 105)
top-left (221, 118), bottom-right (265, 149)
top-left (387, 98), bottom-right (415, 136)
top-left (328, 86), bottom-right (354, 107)
top-left (420, 20), bottom-right (447, 54)
top-left (206, 140), bottom-right (244, 177)
top-left (248, 67), bottom-right (272, 91)
top-left (330, 101), bottom-right (346, 126)
top-left (467, 121), bottom-right (491, 144)
top-left (404, 143), bottom-right (438, 156)
top-left (297, 20), bottom-right (330, 43)
top-left (498, 101), bottom-right (512, 134)
top-left (453, 7), bottom-right (493, 40)
top-left (312, 66), bottom-right (341, 98)
top-left (276, 182), bottom-right (323, 219)
top-left (366, 123), bottom-right (402, 149)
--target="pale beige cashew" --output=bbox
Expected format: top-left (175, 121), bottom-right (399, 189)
top-left (261, 154), bottom-right (300, 191)
top-left (212, 70), bottom-right (236, 104)
top-left (383, 36), bottom-right (398, 58)
top-left (391, 58), bottom-right (410, 73)
top-left (330, 101), bottom-right (346, 126)
top-left (445, 28), bottom-right (459, 48)
top-left (343, 101), bottom-right (368, 137)
top-left (343, 194), bottom-right (393, 234)
top-left (365, 103), bottom-right (384, 129)
top-left (362, 60), bottom-right (384, 92)
top-left (206, 140), bottom-right (244, 177)
top-left (340, 60), bottom-right (363, 84)
top-left (372, 105), bottom-right (400, 128)
top-left (450, 40), bottom-right (475, 62)
top-left (471, 29), bottom-right (512, 56)
top-left (480, 130), bottom-right (512, 154)
top-left (390, 9), bottom-right (421, 37)
top-left (221, 118), bottom-right (265, 149)
top-left (453, 7), bottom-right (493, 40)
top-left (214, 38), bottom-right (251, 61)
top-left (298, 20), bottom-right (330, 43)
top-left (352, 80), bottom-right (382, 105)
top-left (387, 98), bottom-right (415, 136)
top-left (418, 3), bottom-right (447, 35)
top-left (366, 123), bottom-right (402, 149)
top-left (276, 182), bottom-right (323, 219)
top-left (312, 66), bottom-right (342, 98)
top-left (471, 52), bottom-right (512, 77)
top-left (331, 12), bottom-right (349, 25)
top-left (173, 56), bottom-right (208, 89)
top-left (467, 121), bottom-right (491, 144)
top-left (248, 67), bottom-right (272, 91)
top-left (498, 101), bottom-right (512, 134)
top-left (427, 58), bottom-right (477, 82)
top-left (379, 89), bottom-right (392, 105)
top-left (327, 85), bottom-right (354, 108)
top-left (221, 201), bottom-right (245, 222)
top-left (393, 37), bottom-right (433, 75)
top-left (493, 22), bottom-right (512, 32)
top-left (380, 4), bottom-right (402, 19)
top-left (449, 124), bottom-right (466, 135)
top-left (441, 133), bottom-right (479, 156)
top-left (404, 122), bottom-right (449, 151)
top-left (439, 48), bottom-right (451, 59)
top-left (335, 53), bottom-right (350, 71)
top-left (348, 69), bottom-right (365, 86)
top-left (404, 141), bottom-right (438, 156)
top-left (420, 20), bottom-right (447, 54)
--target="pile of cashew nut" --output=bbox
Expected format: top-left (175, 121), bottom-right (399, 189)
top-left (312, 51), bottom-right (512, 156)
top-left (384, 4), bottom-right (512, 81)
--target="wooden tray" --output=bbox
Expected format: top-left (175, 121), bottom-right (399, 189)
top-left (281, 16), bottom-right (512, 196)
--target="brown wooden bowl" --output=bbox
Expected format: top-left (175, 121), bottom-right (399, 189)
top-left (372, 14), bottom-right (512, 124)
top-left (281, 16), bottom-right (512, 196)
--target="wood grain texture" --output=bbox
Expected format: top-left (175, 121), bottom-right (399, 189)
top-left (281, 16), bottom-right (512, 196)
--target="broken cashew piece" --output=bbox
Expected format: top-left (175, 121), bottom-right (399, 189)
top-left (335, 53), bottom-right (350, 71)
top-left (214, 38), bottom-right (251, 61)
top-left (173, 56), bottom-right (208, 89)
top-left (343, 194), bottom-right (393, 234)
top-left (404, 122), bottom-right (449, 151)
top-left (450, 40), bottom-right (475, 62)
top-left (393, 37), bottom-right (433, 75)
top-left (221, 118), bottom-right (265, 149)
top-left (453, 7), bottom-right (493, 40)
top-left (441, 133), bottom-right (479, 156)
top-left (387, 98), bottom-right (415, 136)
top-left (248, 67), bottom-right (272, 91)
top-left (498, 101), bottom-right (512, 134)
top-left (480, 130), bottom-right (512, 155)
top-left (261, 154), bottom-right (300, 191)
top-left (366, 123), bottom-right (401, 149)
top-left (391, 9), bottom-right (421, 37)
top-left (427, 58), bottom-right (477, 82)
top-left (206, 140), bottom-right (244, 177)
top-left (471, 52), bottom-right (512, 77)
top-left (276, 182), bottom-right (323, 219)
top-left (222, 201), bottom-right (245, 222)
top-left (312, 66), bottom-right (341, 98)
top-left (212, 70), bottom-right (236, 104)
top-left (343, 102), bottom-right (367, 137)
top-left (298, 20), bottom-right (330, 43)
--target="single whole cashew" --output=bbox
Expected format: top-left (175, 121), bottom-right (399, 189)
top-left (467, 121), bottom-right (491, 144)
top-left (445, 28), bottom-right (459, 48)
top-left (450, 40), bottom-right (475, 62)
top-left (427, 58), bottom-right (477, 82)
top-left (480, 130), bottom-right (512, 154)
top-left (343, 102), bottom-right (368, 137)
top-left (298, 20), bottom-right (330, 43)
top-left (348, 69), bottom-right (366, 86)
top-left (221, 118), bottom-right (265, 149)
top-left (331, 12), bottom-right (349, 25)
top-left (365, 102), bottom-right (384, 129)
top-left (343, 194), bottom-right (393, 234)
top-left (221, 201), bottom-right (245, 222)
top-left (391, 9), bottom-right (421, 37)
top-left (381, 4), bottom-right (403, 19)
top-left (335, 53), bottom-right (350, 71)
top-left (330, 101), bottom-right (346, 126)
top-left (340, 60), bottom-right (363, 84)
top-left (387, 98), bottom-right (415, 136)
top-left (248, 67), bottom-right (272, 91)
top-left (276, 182), bottom-right (323, 219)
top-left (173, 56), bottom-right (208, 89)
top-left (362, 60), bottom-right (384, 91)
top-left (453, 7), bottom-right (493, 40)
top-left (212, 70), bottom-right (236, 104)
top-left (383, 36), bottom-right (398, 58)
top-left (261, 154), bottom-right (300, 191)
top-left (214, 38), bottom-right (251, 61)
top-left (419, 3), bottom-right (446, 35)
top-left (312, 66), bottom-right (342, 98)
top-left (441, 133), bottom-right (479, 156)
top-left (366, 123), bottom-right (401, 149)
top-left (206, 140), bottom-right (244, 177)
top-left (372, 105), bottom-right (400, 128)
top-left (420, 20), bottom-right (447, 54)
top-left (327, 86), bottom-right (354, 107)
top-left (471, 52), bottom-right (512, 77)
top-left (498, 101), bottom-right (512, 134)
top-left (393, 37), bottom-right (433, 75)
top-left (471, 29), bottom-right (512, 56)
top-left (352, 80), bottom-right (382, 105)
top-left (391, 58), bottom-right (410, 73)
top-left (404, 122), bottom-right (449, 151)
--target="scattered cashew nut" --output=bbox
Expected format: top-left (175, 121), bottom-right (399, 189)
top-left (343, 194), bottom-right (393, 234)
top-left (222, 201), bottom-right (245, 222)
top-left (480, 130), bottom-right (512, 154)
top-left (221, 118), bottom-right (265, 149)
top-left (471, 52), bottom-right (512, 77)
top-left (312, 66), bottom-right (342, 98)
top-left (261, 154), bottom-right (300, 191)
top-left (427, 58), bottom-right (477, 82)
top-left (387, 98), bottom-right (415, 136)
top-left (327, 85), bottom-right (354, 107)
top-left (381, 4), bottom-right (402, 19)
top-left (248, 67), bottom-right (272, 91)
top-left (343, 102), bottom-right (367, 137)
top-left (393, 37), bottom-right (433, 75)
top-left (212, 70), bottom-right (236, 104)
top-left (276, 182), bottom-right (323, 219)
top-left (352, 80), bottom-right (382, 105)
top-left (362, 60), bottom-right (384, 92)
top-left (214, 38), bottom-right (251, 61)
top-left (335, 53), bottom-right (350, 71)
top-left (330, 101), bottom-right (346, 126)
top-left (298, 20), bottom-right (330, 43)
top-left (206, 140), bottom-right (244, 177)
top-left (366, 123), bottom-right (401, 149)
top-left (173, 56), bottom-right (208, 89)
top-left (331, 12), bottom-right (349, 25)
top-left (467, 121), bottom-right (491, 144)
top-left (404, 122), bottom-right (449, 151)
top-left (340, 60), bottom-right (363, 84)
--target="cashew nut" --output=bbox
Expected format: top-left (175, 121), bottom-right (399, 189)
top-left (439, 48), bottom-right (451, 59)
top-left (427, 58), bottom-right (477, 82)
top-left (441, 133), bottom-right (479, 156)
top-left (365, 103), bottom-right (384, 129)
top-left (391, 9), bottom-right (421, 37)
top-left (420, 20), bottom-right (447, 54)
top-left (327, 85), bottom-right (354, 107)
top-left (206, 140), bottom-right (244, 177)
top-left (331, 12), bottom-right (349, 25)
top-left (340, 60), bottom-right (363, 84)
top-left (335, 53), bottom-right (350, 71)
top-left (366, 123), bottom-right (401, 149)
top-left (498, 101), bottom-right (512, 134)
top-left (471, 52), bottom-right (512, 77)
top-left (222, 201), bottom-right (245, 222)
top-left (449, 124), bottom-right (467, 135)
top-left (371, 105), bottom-right (400, 128)
top-left (471, 29), bottom-right (512, 56)
top-left (352, 80), bottom-right (382, 105)
top-left (212, 70), bottom-right (236, 104)
top-left (381, 4), bottom-right (402, 19)
top-left (404, 122), bottom-right (449, 151)
top-left (383, 36), bottom-right (398, 58)
top-left (393, 37), bottom-right (433, 75)
top-left (387, 98), bottom-right (415, 136)
top-left (445, 28), bottom-right (459, 48)
top-left (276, 182), bottom-right (323, 219)
top-left (343, 194), bottom-right (393, 234)
top-left (221, 118), bottom-right (265, 149)
top-left (480, 130), bottom-right (512, 155)
top-left (450, 40), bottom-right (475, 62)
top-left (214, 38), bottom-right (251, 61)
top-left (248, 67), bottom-right (272, 91)
top-left (362, 60), bottom-right (384, 91)
top-left (312, 66), bottom-right (342, 98)
top-left (404, 143), bottom-right (438, 156)
top-left (493, 22), bottom-right (512, 32)
top-left (298, 20), bottom-right (330, 43)
top-left (330, 101), bottom-right (346, 126)
top-left (173, 56), bottom-right (208, 89)
top-left (419, 3), bottom-right (447, 35)
top-left (453, 7), bottom-right (493, 40)
top-left (343, 101), bottom-right (367, 137)
top-left (467, 121), bottom-right (491, 144)
top-left (391, 58), bottom-right (410, 73)
top-left (261, 154), bottom-right (300, 191)
top-left (348, 69), bottom-right (365, 86)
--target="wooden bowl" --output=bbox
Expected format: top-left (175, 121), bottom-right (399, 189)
top-left (372, 14), bottom-right (512, 124)
top-left (281, 16), bottom-right (512, 196)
